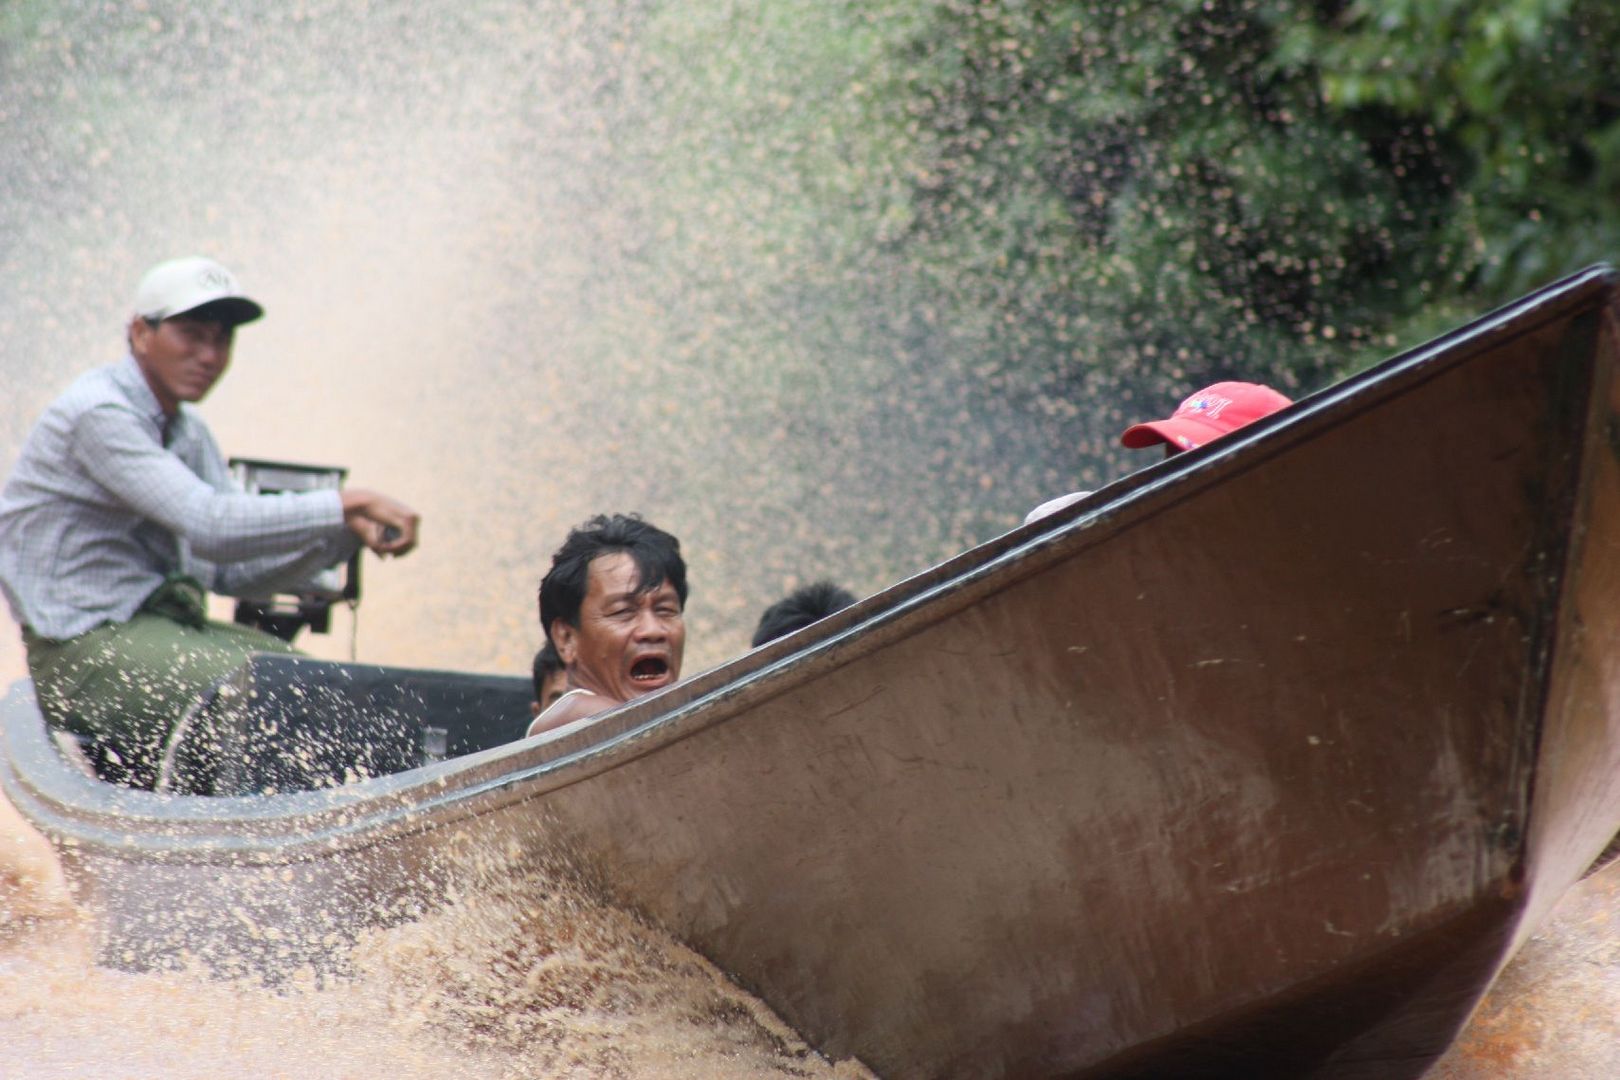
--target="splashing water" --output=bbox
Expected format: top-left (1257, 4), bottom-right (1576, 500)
top-left (6, 0), bottom-right (1245, 694)
top-left (0, 1), bottom-right (945, 1072)
top-left (3, 1), bottom-right (1616, 1075)
top-left (0, 780), bottom-right (874, 1077)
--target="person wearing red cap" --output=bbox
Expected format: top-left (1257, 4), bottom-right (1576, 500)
top-left (1119, 381), bottom-right (1293, 455)
top-left (0, 256), bottom-right (423, 788)
top-left (1024, 381), bottom-right (1292, 525)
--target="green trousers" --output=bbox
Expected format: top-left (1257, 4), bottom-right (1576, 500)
top-left (24, 577), bottom-right (298, 789)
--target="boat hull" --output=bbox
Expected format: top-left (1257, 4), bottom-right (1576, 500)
top-left (5, 266), bottom-right (1620, 1078)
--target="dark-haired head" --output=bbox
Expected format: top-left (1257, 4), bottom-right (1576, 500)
top-left (531, 640), bottom-right (567, 707)
top-left (751, 580), bottom-right (856, 647)
top-left (539, 513), bottom-right (689, 640)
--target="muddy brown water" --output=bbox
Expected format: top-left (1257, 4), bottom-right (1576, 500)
top-left (1429, 856), bottom-right (1620, 1079)
top-left (0, 779), bottom-right (876, 1078)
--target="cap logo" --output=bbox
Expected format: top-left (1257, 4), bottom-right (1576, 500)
top-left (1179, 392), bottom-right (1233, 419)
top-left (196, 267), bottom-right (234, 291)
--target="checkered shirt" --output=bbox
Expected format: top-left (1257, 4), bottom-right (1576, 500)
top-left (0, 355), bottom-right (357, 640)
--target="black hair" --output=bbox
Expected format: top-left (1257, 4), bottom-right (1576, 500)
top-left (539, 513), bottom-right (688, 640)
top-left (750, 580), bottom-right (856, 647)
top-left (531, 640), bottom-right (565, 699)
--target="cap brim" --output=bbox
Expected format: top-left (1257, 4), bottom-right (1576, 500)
top-left (1120, 417), bottom-right (1223, 451)
top-left (177, 296), bottom-right (264, 326)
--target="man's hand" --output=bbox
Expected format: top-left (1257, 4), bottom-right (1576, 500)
top-left (340, 489), bottom-right (421, 556)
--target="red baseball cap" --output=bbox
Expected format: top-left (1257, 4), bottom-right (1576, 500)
top-left (1120, 381), bottom-right (1292, 452)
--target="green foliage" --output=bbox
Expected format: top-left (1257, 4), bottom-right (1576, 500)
top-left (1283, 0), bottom-right (1620, 297)
top-left (860, 0), bottom-right (1620, 390)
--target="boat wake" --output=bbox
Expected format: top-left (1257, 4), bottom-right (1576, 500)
top-left (0, 787), bottom-right (871, 1079)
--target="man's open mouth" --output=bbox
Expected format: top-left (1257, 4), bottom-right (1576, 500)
top-left (630, 656), bottom-right (670, 683)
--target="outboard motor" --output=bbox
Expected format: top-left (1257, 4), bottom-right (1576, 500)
top-left (228, 457), bottom-right (361, 642)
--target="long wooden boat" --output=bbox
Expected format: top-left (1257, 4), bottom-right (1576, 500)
top-left (5, 265), bottom-right (1620, 1078)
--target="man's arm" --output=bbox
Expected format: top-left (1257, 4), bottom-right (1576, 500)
top-left (209, 529), bottom-right (360, 598)
top-left (72, 404), bottom-right (346, 561)
top-left (74, 403), bottom-right (418, 567)
top-left (215, 491), bottom-right (419, 597)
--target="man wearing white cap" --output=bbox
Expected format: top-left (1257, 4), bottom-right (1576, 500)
top-left (0, 256), bottom-right (421, 788)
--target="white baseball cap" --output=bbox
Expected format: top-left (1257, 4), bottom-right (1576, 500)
top-left (132, 256), bottom-right (264, 325)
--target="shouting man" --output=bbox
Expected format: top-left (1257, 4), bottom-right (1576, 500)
top-left (527, 513), bottom-right (687, 736)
